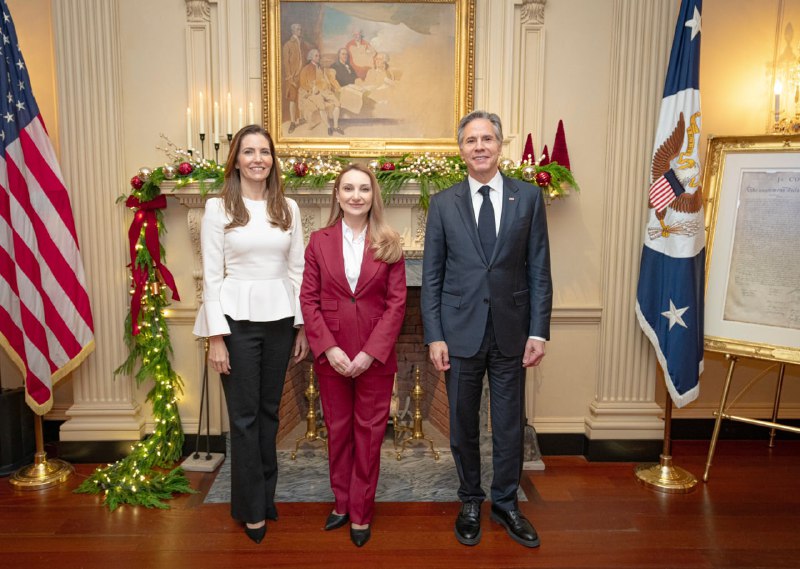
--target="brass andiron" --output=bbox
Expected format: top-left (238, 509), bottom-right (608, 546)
top-left (291, 366), bottom-right (327, 460)
top-left (396, 365), bottom-right (440, 461)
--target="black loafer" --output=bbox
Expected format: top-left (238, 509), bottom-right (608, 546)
top-left (244, 524), bottom-right (266, 544)
top-left (455, 502), bottom-right (481, 546)
top-left (324, 511), bottom-right (349, 531)
top-left (350, 526), bottom-right (371, 547)
top-left (490, 504), bottom-right (540, 548)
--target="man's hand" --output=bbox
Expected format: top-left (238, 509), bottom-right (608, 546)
top-left (522, 339), bottom-right (546, 368)
top-left (428, 341), bottom-right (451, 372)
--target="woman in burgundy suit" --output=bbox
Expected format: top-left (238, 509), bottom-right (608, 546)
top-left (300, 164), bottom-right (406, 547)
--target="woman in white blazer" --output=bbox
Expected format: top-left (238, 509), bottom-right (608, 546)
top-left (193, 125), bottom-right (308, 543)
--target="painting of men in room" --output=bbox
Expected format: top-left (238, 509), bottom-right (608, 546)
top-left (277, 1), bottom-right (456, 140)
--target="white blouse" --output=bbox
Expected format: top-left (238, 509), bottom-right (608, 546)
top-left (192, 196), bottom-right (305, 337)
top-left (342, 219), bottom-right (366, 293)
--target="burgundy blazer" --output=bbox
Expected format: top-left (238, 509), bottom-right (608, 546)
top-left (300, 222), bottom-right (406, 376)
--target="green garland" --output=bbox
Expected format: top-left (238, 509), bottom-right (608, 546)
top-left (281, 153), bottom-right (579, 209)
top-left (77, 150), bottom-right (576, 510)
top-left (74, 161), bottom-right (223, 510)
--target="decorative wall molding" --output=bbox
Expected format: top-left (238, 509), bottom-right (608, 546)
top-left (186, 0), bottom-right (212, 23)
top-left (520, 0), bottom-right (547, 25)
top-left (587, 0), bottom-right (680, 440)
top-left (52, 0), bottom-right (144, 441)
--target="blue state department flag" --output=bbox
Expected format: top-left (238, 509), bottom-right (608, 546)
top-left (635, 0), bottom-right (704, 408)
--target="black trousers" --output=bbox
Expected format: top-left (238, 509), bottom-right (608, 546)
top-left (445, 311), bottom-right (526, 510)
top-left (221, 316), bottom-right (295, 524)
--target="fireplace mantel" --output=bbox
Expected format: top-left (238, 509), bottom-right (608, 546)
top-left (164, 180), bottom-right (427, 295)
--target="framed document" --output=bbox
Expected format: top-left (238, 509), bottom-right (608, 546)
top-left (703, 134), bottom-right (800, 364)
top-left (261, 0), bottom-right (475, 156)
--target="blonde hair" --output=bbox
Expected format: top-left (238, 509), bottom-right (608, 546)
top-left (326, 164), bottom-right (403, 264)
top-left (221, 125), bottom-right (291, 231)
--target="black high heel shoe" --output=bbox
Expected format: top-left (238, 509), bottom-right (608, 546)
top-left (350, 525), bottom-right (371, 547)
top-left (324, 511), bottom-right (349, 531)
top-left (244, 523), bottom-right (266, 544)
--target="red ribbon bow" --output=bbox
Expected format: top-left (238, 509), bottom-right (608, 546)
top-left (126, 195), bottom-right (180, 335)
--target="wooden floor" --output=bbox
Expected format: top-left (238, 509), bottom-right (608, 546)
top-left (1, 440), bottom-right (799, 569)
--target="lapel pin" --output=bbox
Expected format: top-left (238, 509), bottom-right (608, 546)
top-left (509, 197), bottom-right (515, 201)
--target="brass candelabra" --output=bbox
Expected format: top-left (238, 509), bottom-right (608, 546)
top-left (291, 367), bottom-right (327, 460)
top-left (395, 365), bottom-right (440, 461)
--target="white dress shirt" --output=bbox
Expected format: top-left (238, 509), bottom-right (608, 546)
top-left (342, 219), bottom-right (366, 293)
top-left (193, 196), bottom-right (305, 337)
top-left (468, 170), bottom-right (503, 234)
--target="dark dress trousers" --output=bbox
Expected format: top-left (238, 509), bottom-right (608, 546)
top-left (421, 174), bottom-right (552, 509)
top-left (300, 222), bottom-right (406, 524)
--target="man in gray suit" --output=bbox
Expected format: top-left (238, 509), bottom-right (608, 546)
top-left (421, 110), bottom-right (552, 548)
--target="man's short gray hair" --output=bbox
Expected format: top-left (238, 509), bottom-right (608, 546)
top-left (457, 110), bottom-right (503, 147)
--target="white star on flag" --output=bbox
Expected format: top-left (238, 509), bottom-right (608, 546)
top-left (661, 300), bottom-right (689, 330)
top-left (685, 6), bottom-right (701, 40)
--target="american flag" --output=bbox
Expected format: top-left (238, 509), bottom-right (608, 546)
top-left (0, 0), bottom-right (94, 415)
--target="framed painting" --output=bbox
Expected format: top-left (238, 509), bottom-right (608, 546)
top-left (261, 0), bottom-right (475, 156)
top-left (702, 134), bottom-right (800, 364)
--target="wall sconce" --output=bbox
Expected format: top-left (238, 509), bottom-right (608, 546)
top-left (772, 65), bottom-right (800, 134)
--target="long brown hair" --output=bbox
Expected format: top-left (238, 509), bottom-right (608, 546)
top-left (221, 125), bottom-right (291, 231)
top-left (326, 163), bottom-right (402, 264)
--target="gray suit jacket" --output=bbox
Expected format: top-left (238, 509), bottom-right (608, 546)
top-left (421, 174), bottom-right (552, 358)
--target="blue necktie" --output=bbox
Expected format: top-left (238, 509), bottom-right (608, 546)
top-left (478, 185), bottom-right (496, 261)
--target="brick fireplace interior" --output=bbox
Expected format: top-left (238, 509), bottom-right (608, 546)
top-left (276, 286), bottom-right (450, 443)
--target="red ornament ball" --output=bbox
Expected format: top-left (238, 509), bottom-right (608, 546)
top-left (130, 175), bottom-right (144, 190)
top-left (178, 162), bottom-right (194, 176)
top-left (534, 170), bottom-right (552, 188)
top-left (380, 162), bottom-right (396, 171)
top-left (294, 162), bottom-right (309, 177)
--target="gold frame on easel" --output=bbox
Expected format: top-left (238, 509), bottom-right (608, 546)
top-left (701, 134), bottom-right (800, 482)
top-left (703, 134), bottom-right (800, 365)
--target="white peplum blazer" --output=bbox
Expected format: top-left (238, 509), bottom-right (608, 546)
top-left (192, 196), bottom-right (305, 337)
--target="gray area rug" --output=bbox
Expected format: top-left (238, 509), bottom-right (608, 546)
top-left (205, 385), bottom-right (538, 503)
top-left (205, 433), bottom-right (530, 503)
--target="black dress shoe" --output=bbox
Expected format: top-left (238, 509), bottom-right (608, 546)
top-left (244, 524), bottom-right (266, 544)
top-left (454, 502), bottom-right (481, 545)
top-left (350, 526), bottom-right (371, 547)
top-left (490, 504), bottom-right (539, 548)
top-left (324, 511), bottom-right (349, 531)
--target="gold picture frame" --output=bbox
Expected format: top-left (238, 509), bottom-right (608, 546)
top-left (702, 134), bottom-right (800, 364)
top-left (261, 0), bottom-right (475, 156)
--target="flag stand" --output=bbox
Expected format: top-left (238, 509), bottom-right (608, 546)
top-left (9, 415), bottom-right (74, 490)
top-left (633, 400), bottom-right (697, 493)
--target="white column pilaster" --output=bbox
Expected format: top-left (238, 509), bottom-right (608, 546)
top-left (586, 0), bottom-right (680, 440)
top-left (52, 0), bottom-right (144, 441)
